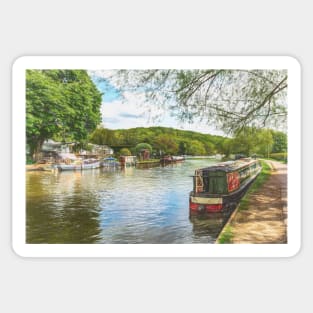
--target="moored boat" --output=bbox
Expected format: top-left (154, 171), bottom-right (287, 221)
top-left (100, 157), bottom-right (120, 168)
top-left (160, 155), bottom-right (185, 165)
top-left (81, 158), bottom-right (101, 169)
top-left (55, 158), bottom-right (101, 171)
top-left (189, 158), bottom-right (261, 215)
top-left (172, 156), bottom-right (185, 162)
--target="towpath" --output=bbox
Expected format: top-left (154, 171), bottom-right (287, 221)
top-left (229, 160), bottom-right (287, 244)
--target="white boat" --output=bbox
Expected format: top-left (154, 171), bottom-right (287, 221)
top-left (81, 159), bottom-right (101, 169)
top-left (55, 158), bottom-right (101, 171)
top-left (172, 156), bottom-right (185, 162)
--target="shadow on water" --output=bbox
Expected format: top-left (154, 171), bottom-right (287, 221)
top-left (189, 205), bottom-right (236, 243)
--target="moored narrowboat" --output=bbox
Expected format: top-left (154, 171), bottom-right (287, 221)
top-left (160, 155), bottom-right (185, 165)
top-left (189, 158), bottom-right (262, 215)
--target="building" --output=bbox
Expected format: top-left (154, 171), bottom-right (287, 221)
top-left (38, 140), bottom-right (114, 162)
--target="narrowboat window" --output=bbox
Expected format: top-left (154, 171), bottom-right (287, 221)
top-left (209, 177), bottom-right (226, 194)
top-left (203, 176), bottom-right (209, 191)
top-left (203, 175), bottom-right (226, 194)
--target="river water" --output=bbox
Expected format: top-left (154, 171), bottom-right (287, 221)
top-left (26, 159), bottom-right (233, 244)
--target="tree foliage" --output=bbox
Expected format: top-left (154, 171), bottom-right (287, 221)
top-left (89, 127), bottom-right (115, 146)
top-left (90, 126), bottom-right (221, 156)
top-left (186, 140), bottom-right (206, 155)
top-left (134, 143), bottom-right (153, 154)
top-left (153, 134), bottom-right (179, 155)
top-left (230, 127), bottom-right (285, 157)
top-left (119, 148), bottom-right (132, 156)
top-left (271, 130), bottom-right (287, 153)
top-left (98, 69), bottom-right (287, 134)
top-left (26, 70), bottom-right (102, 157)
top-left (89, 126), bottom-right (286, 157)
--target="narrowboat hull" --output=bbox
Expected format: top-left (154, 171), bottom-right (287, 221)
top-left (160, 155), bottom-right (185, 165)
top-left (189, 162), bottom-right (261, 215)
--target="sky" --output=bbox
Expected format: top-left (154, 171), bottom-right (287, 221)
top-left (89, 71), bottom-right (225, 136)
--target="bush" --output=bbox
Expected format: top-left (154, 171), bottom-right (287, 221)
top-left (135, 143), bottom-right (153, 154)
top-left (119, 148), bottom-right (131, 156)
top-left (26, 156), bottom-right (35, 164)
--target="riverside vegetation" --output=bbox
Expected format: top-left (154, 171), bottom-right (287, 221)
top-left (26, 69), bottom-right (287, 163)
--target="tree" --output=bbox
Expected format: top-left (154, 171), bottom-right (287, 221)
top-left (220, 138), bottom-right (233, 157)
top-left (255, 129), bottom-right (274, 157)
top-left (89, 127), bottom-right (115, 146)
top-left (134, 143), bottom-right (153, 155)
top-left (119, 148), bottom-right (131, 156)
top-left (96, 69), bottom-right (287, 134)
top-left (26, 70), bottom-right (102, 159)
top-left (26, 70), bottom-right (63, 157)
top-left (231, 127), bottom-right (258, 156)
top-left (203, 141), bottom-right (216, 155)
top-left (178, 141), bottom-right (187, 155)
top-left (271, 130), bottom-right (287, 153)
top-left (230, 127), bottom-right (275, 157)
top-left (186, 140), bottom-right (206, 155)
top-left (154, 134), bottom-right (178, 155)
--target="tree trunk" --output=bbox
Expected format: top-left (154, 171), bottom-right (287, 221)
top-left (31, 139), bottom-right (44, 162)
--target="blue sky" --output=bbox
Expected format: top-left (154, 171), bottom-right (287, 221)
top-left (90, 72), bottom-right (224, 135)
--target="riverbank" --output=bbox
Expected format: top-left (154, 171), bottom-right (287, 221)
top-left (135, 159), bottom-right (161, 168)
top-left (217, 160), bottom-right (287, 244)
top-left (26, 163), bottom-right (54, 171)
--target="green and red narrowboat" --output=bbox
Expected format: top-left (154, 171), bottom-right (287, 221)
top-left (189, 158), bottom-right (262, 214)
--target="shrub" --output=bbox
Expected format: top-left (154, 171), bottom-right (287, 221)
top-left (119, 148), bottom-right (131, 156)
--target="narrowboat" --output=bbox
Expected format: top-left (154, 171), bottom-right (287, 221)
top-left (160, 155), bottom-right (185, 165)
top-left (172, 156), bottom-right (185, 162)
top-left (189, 158), bottom-right (261, 215)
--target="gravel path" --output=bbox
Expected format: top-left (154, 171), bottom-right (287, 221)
top-left (230, 160), bottom-right (287, 244)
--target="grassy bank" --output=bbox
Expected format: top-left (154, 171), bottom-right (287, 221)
top-left (237, 160), bottom-right (272, 212)
top-left (217, 160), bottom-right (272, 244)
top-left (217, 225), bottom-right (234, 244)
top-left (265, 157), bottom-right (287, 164)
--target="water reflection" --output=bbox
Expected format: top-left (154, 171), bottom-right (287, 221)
top-left (26, 160), bottom-right (234, 244)
top-left (190, 212), bottom-right (232, 243)
top-left (26, 171), bottom-right (102, 243)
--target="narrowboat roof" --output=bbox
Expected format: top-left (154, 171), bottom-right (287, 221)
top-left (199, 158), bottom-right (258, 173)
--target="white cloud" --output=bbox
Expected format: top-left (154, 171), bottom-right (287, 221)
top-left (100, 91), bottom-right (224, 136)
top-left (90, 70), bottom-right (224, 135)
top-left (101, 91), bottom-right (156, 129)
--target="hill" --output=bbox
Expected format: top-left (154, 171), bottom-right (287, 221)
top-left (89, 126), bottom-right (226, 156)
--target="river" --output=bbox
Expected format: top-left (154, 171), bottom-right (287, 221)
top-left (26, 159), bottom-right (233, 244)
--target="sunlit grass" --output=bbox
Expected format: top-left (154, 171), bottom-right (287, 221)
top-left (217, 225), bottom-right (233, 244)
